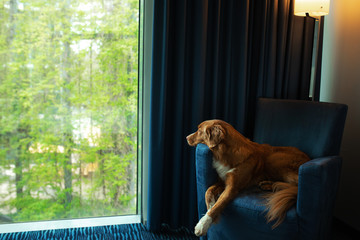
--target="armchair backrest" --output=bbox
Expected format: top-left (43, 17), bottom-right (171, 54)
top-left (253, 98), bottom-right (348, 159)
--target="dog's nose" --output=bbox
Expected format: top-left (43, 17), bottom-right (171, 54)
top-left (186, 132), bottom-right (194, 139)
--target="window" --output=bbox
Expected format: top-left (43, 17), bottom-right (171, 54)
top-left (0, 0), bottom-right (142, 230)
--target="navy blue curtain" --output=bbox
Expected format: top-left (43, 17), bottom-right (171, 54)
top-left (147, 0), bottom-right (316, 231)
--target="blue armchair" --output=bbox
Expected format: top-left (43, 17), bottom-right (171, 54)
top-left (195, 98), bottom-right (348, 240)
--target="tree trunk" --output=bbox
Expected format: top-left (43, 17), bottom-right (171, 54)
top-left (9, 0), bottom-right (24, 203)
top-left (60, 1), bottom-right (73, 206)
top-left (62, 40), bottom-right (73, 206)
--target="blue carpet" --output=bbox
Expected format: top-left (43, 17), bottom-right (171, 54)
top-left (0, 223), bottom-right (198, 240)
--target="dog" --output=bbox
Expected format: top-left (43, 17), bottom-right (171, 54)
top-left (186, 119), bottom-right (310, 236)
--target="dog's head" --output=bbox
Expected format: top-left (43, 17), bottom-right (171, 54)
top-left (186, 120), bottom-right (226, 149)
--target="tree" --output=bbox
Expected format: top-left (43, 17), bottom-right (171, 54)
top-left (0, 0), bottom-right (139, 222)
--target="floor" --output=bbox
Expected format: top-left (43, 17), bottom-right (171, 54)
top-left (0, 218), bottom-right (358, 240)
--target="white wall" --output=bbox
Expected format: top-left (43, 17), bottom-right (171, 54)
top-left (320, 0), bottom-right (360, 231)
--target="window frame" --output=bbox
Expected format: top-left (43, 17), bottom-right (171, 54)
top-left (140, 0), bottom-right (153, 225)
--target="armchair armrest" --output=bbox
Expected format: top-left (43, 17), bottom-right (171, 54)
top-left (195, 144), bottom-right (217, 218)
top-left (297, 156), bottom-right (342, 239)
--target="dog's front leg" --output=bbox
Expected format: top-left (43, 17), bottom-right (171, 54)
top-left (195, 179), bottom-right (239, 236)
top-left (205, 181), bottom-right (224, 210)
top-left (195, 167), bottom-right (253, 237)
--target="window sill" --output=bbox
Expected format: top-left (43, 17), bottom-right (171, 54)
top-left (0, 215), bottom-right (141, 234)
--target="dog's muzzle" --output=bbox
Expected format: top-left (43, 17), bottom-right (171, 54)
top-left (186, 132), bottom-right (197, 146)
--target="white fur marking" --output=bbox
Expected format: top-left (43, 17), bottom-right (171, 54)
top-left (194, 214), bottom-right (213, 236)
top-left (212, 158), bottom-right (235, 181)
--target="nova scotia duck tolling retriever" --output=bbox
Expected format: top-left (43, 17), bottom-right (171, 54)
top-left (186, 119), bottom-right (310, 236)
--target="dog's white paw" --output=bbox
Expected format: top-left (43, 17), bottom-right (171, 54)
top-left (194, 214), bottom-right (213, 237)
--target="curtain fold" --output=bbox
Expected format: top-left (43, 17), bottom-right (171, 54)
top-left (147, 0), bottom-right (316, 231)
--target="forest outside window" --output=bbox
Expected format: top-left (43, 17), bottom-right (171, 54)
top-left (0, 0), bottom-right (141, 226)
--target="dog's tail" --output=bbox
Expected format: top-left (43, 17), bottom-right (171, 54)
top-left (264, 182), bottom-right (298, 229)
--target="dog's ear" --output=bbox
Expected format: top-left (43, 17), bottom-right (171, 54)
top-left (207, 124), bottom-right (225, 148)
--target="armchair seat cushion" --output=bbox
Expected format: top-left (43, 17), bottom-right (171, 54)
top-left (207, 188), bottom-right (298, 240)
top-left (226, 188), bottom-right (298, 225)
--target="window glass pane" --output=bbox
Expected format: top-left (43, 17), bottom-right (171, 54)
top-left (0, 0), bottom-right (139, 223)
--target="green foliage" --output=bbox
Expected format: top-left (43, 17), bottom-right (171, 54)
top-left (0, 0), bottom-right (139, 223)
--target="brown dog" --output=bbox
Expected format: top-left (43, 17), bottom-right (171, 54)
top-left (186, 119), bottom-right (310, 236)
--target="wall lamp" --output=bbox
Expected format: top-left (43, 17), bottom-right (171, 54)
top-left (294, 0), bottom-right (330, 101)
top-left (294, 0), bottom-right (330, 17)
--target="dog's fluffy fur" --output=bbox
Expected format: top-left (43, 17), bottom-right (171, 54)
top-left (187, 119), bottom-right (310, 236)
